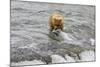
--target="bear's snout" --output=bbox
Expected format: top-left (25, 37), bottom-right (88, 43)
top-left (52, 29), bottom-right (61, 36)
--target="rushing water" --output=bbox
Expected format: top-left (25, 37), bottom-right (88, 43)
top-left (10, 0), bottom-right (95, 66)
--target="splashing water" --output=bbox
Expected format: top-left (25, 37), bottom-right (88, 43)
top-left (79, 50), bottom-right (95, 61)
top-left (51, 54), bottom-right (67, 63)
top-left (11, 60), bottom-right (45, 66)
top-left (59, 31), bottom-right (75, 41)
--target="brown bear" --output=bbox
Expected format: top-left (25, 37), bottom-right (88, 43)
top-left (49, 13), bottom-right (64, 32)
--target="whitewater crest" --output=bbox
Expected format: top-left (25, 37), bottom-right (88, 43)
top-left (49, 30), bottom-right (76, 42)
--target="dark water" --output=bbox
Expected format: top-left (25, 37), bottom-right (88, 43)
top-left (10, 0), bottom-right (95, 66)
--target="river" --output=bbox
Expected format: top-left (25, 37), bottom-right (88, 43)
top-left (10, 0), bottom-right (95, 66)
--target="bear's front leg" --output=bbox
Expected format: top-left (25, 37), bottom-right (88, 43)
top-left (50, 26), bottom-right (54, 32)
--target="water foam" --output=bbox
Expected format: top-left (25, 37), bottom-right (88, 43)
top-left (65, 54), bottom-right (75, 62)
top-left (59, 31), bottom-right (75, 41)
top-left (79, 50), bottom-right (95, 61)
top-left (11, 60), bottom-right (45, 66)
top-left (51, 54), bottom-right (67, 63)
top-left (90, 38), bottom-right (95, 46)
